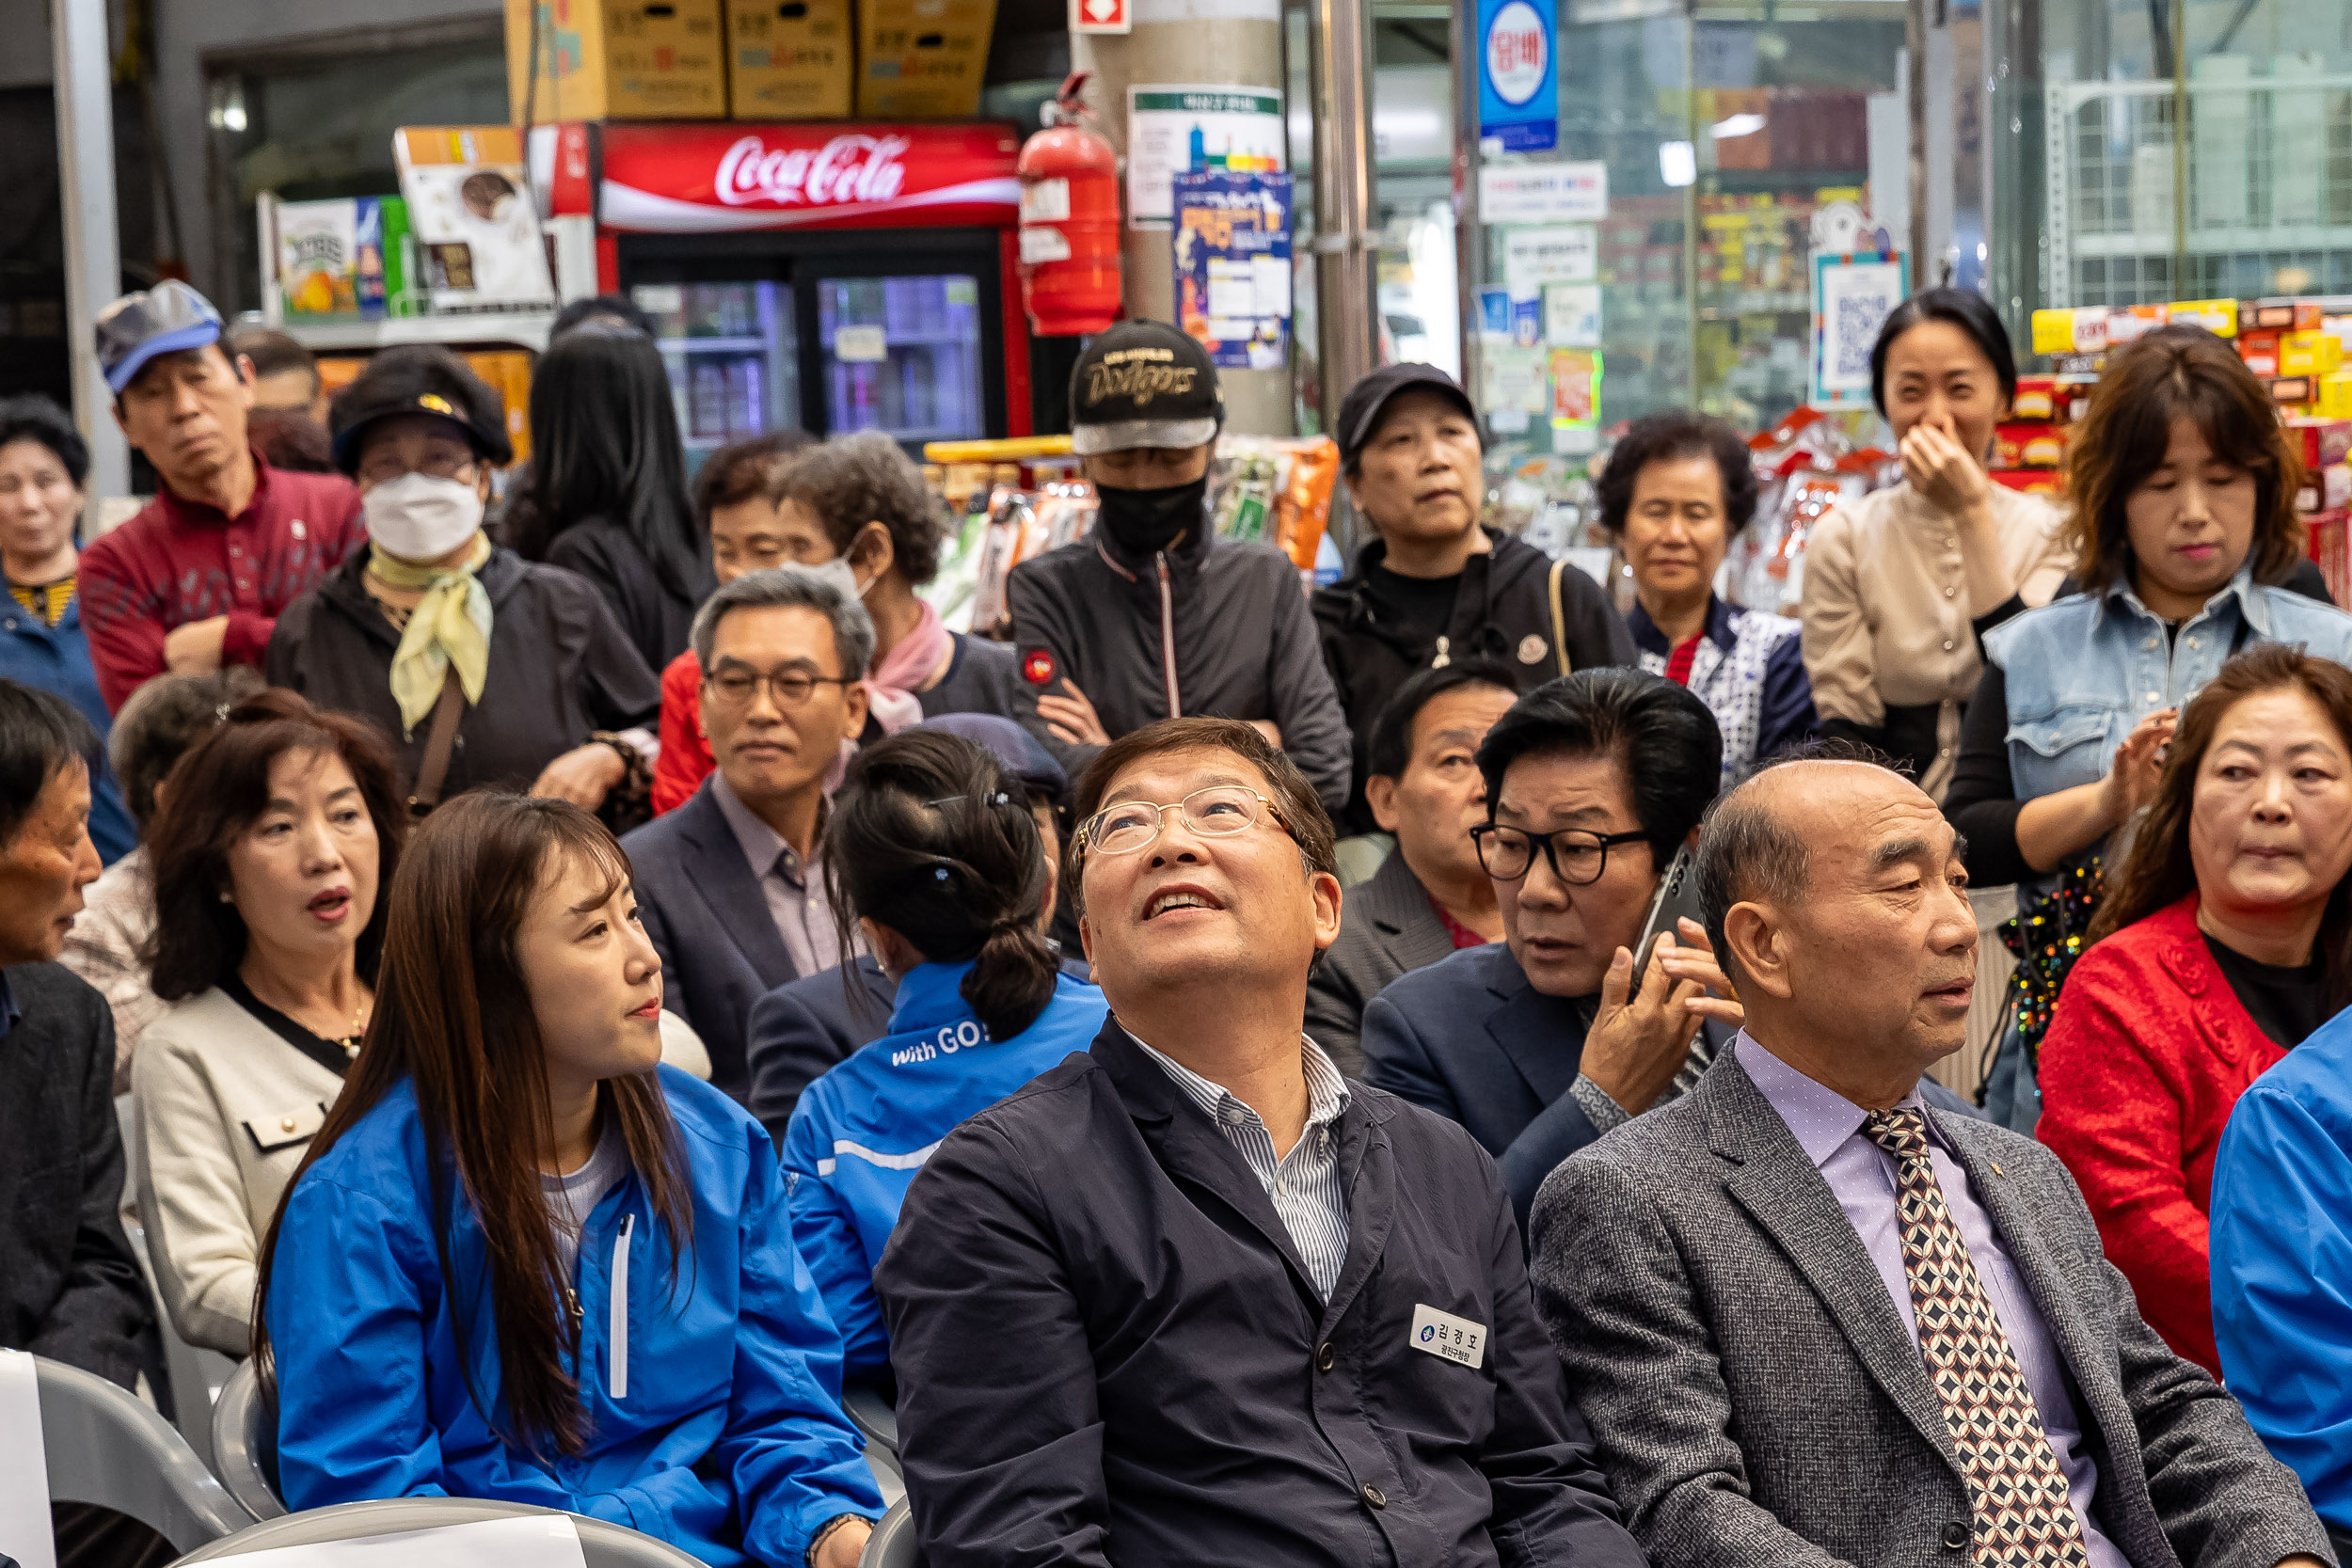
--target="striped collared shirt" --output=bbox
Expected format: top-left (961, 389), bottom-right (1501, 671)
top-left (1128, 1028), bottom-right (1353, 1298)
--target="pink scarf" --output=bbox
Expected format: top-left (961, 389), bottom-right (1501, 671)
top-left (866, 597), bottom-right (954, 734)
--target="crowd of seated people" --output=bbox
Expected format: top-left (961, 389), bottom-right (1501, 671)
top-left (8, 269), bottom-right (2352, 1568)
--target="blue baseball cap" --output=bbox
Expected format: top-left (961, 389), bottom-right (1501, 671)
top-left (95, 280), bottom-right (226, 394)
top-left (915, 712), bottom-right (1069, 809)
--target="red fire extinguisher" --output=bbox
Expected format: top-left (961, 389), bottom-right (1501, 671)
top-left (1016, 71), bottom-right (1121, 337)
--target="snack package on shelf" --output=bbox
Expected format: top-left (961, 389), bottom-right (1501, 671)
top-left (1731, 404), bottom-right (1892, 619)
top-left (1209, 435), bottom-right (1342, 582)
top-left (2298, 464), bottom-right (2352, 517)
top-left (2308, 508), bottom-right (2350, 610)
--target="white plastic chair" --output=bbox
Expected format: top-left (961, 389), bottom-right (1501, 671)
top-left (841, 1384), bottom-right (899, 1458)
top-left (169, 1497), bottom-right (708, 1566)
top-left (856, 1497), bottom-right (919, 1568)
top-left (206, 1358), bottom-right (285, 1523)
top-left (33, 1355), bottom-right (254, 1552)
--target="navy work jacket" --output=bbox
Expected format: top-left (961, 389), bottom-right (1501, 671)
top-left (874, 1019), bottom-right (1645, 1568)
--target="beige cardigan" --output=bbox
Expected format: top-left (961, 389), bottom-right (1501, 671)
top-left (132, 988), bottom-right (345, 1357)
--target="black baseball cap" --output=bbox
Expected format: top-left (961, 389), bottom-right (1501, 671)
top-left (1068, 320), bottom-right (1222, 456)
top-left (326, 345), bottom-right (514, 474)
top-left (1335, 363), bottom-right (1480, 470)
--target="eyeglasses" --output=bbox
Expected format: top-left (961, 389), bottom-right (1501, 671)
top-left (704, 666), bottom-right (856, 708)
top-left (357, 452), bottom-right (478, 487)
top-left (1470, 823), bottom-right (1651, 886)
top-left (1077, 784), bottom-right (1292, 861)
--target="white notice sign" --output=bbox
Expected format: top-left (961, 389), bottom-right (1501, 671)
top-left (1480, 160), bottom-right (1608, 224)
top-left (0, 1351), bottom-right (54, 1568)
top-left (1503, 226), bottom-right (1598, 291)
top-left (1125, 87), bottom-right (1286, 230)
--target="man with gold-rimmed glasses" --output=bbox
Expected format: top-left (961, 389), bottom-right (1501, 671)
top-left (876, 714), bottom-right (1647, 1568)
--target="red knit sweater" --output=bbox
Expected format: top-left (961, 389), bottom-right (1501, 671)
top-left (2039, 893), bottom-right (2289, 1375)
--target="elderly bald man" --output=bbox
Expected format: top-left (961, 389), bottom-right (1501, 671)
top-left (1529, 747), bottom-right (2328, 1568)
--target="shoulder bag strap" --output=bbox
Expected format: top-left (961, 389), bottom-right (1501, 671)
top-left (406, 668), bottom-right (467, 818)
top-left (1548, 557), bottom-right (1574, 677)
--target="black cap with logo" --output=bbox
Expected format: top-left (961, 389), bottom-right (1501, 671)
top-left (1068, 320), bottom-right (1223, 456)
top-left (1334, 363), bottom-right (1480, 470)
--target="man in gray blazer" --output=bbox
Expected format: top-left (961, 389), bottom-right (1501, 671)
top-left (1532, 751), bottom-right (2330, 1568)
top-left (1306, 661), bottom-right (1520, 1073)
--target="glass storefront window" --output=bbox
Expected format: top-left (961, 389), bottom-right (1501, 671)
top-left (1466, 0), bottom-right (1907, 484)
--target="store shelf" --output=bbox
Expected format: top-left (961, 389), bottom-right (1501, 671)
top-left (658, 337), bottom-right (769, 352)
top-left (275, 312), bottom-right (555, 352)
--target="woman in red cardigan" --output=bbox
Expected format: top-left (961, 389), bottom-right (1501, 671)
top-left (2042, 641), bottom-right (2352, 1375)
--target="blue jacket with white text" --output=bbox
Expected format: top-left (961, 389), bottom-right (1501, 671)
top-left (263, 1066), bottom-right (882, 1568)
top-left (781, 961), bottom-right (1107, 1379)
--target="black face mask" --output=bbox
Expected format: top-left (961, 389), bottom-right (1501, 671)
top-left (1095, 475), bottom-right (1207, 555)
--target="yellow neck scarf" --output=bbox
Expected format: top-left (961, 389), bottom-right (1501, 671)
top-left (370, 533), bottom-right (493, 732)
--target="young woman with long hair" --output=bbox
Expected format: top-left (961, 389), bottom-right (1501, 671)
top-left (1942, 325), bottom-right (2352, 1130)
top-left (2039, 643), bottom-right (2352, 1375)
top-left (512, 321), bottom-right (715, 672)
top-left (780, 727), bottom-right (1105, 1381)
top-left (256, 792), bottom-right (879, 1568)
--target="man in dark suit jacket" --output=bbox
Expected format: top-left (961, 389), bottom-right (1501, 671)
top-left (1361, 671), bottom-right (1738, 1223)
top-left (622, 567), bottom-right (872, 1101)
top-left (1307, 663), bottom-right (1520, 1075)
top-left (1534, 752), bottom-right (2330, 1568)
top-left (878, 715), bottom-right (1645, 1568)
top-left (0, 681), bottom-right (174, 1568)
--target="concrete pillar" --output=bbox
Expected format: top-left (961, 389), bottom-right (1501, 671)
top-left (1074, 0), bottom-right (1295, 436)
top-left (51, 0), bottom-right (134, 511)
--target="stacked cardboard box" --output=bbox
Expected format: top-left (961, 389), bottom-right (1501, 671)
top-left (2291, 417), bottom-right (2352, 607)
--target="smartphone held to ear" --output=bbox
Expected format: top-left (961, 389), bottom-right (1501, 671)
top-left (1635, 846), bottom-right (1705, 971)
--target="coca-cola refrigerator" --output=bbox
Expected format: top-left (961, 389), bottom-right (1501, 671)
top-left (540, 121), bottom-right (1038, 465)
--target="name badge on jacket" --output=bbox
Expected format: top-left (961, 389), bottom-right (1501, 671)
top-left (1410, 1304), bottom-right (1487, 1370)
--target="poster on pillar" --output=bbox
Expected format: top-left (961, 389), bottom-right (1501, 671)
top-left (1172, 170), bottom-right (1292, 370)
top-left (1126, 87), bottom-right (1285, 230)
top-left (1477, 0), bottom-right (1557, 154)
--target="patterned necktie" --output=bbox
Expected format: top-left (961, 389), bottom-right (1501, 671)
top-left (1860, 1106), bottom-right (2089, 1567)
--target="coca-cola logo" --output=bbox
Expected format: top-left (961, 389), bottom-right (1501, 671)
top-left (714, 134), bottom-right (911, 209)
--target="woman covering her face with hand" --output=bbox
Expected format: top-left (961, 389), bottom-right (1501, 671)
top-left (266, 347), bottom-right (662, 824)
top-left (2039, 645), bottom-right (2352, 1376)
top-left (1947, 325), bottom-right (2352, 1132)
top-left (257, 792), bottom-right (882, 1568)
top-left (133, 689), bottom-right (405, 1356)
top-left (1800, 288), bottom-right (2073, 800)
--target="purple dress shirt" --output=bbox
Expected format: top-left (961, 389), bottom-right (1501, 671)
top-left (1735, 1034), bottom-right (2128, 1568)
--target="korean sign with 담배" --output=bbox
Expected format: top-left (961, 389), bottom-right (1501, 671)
top-left (1171, 170), bottom-right (1293, 371)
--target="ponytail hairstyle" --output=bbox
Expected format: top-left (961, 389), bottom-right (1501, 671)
top-left (252, 793), bottom-right (694, 1460)
top-left (825, 728), bottom-right (1059, 1041)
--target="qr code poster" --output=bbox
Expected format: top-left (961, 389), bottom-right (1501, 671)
top-left (1812, 252), bottom-right (1910, 409)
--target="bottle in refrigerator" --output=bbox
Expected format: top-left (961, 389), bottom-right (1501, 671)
top-left (691, 363), bottom-right (726, 442)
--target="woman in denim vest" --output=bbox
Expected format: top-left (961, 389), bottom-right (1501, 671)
top-left (1946, 325), bottom-right (2352, 1131)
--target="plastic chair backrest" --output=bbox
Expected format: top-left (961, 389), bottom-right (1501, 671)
top-left (841, 1384), bottom-right (899, 1458)
top-left (32, 1355), bottom-right (253, 1551)
top-left (172, 1497), bottom-right (710, 1566)
top-left (208, 1358), bottom-right (287, 1522)
top-left (857, 1497), bottom-right (919, 1568)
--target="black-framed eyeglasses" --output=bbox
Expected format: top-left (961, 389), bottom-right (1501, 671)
top-left (704, 665), bottom-right (856, 708)
top-left (1470, 823), bottom-right (1651, 886)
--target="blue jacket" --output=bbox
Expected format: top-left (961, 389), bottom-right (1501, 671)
top-left (2210, 1006), bottom-right (2352, 1534)
top-left (263, 1066), bottom-right (882, 1567)
top-left (1, 581), bottom-right (134, 863)
top-left (782, 962), bottom-right (1106, 1380)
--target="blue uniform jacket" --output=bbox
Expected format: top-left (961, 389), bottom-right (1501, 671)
top-left (264, 1065), bottom-right (882, 1567)
top-left (781, 961), bottom-right (1107, 1380)
top-left (2211, 1006), bottom-right (2352, 1537)
top-left (1, 580), bottom-right (134, 863)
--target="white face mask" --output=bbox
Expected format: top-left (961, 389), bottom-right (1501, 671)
top-left (803, 555), bottom-right (874, 600)
top-left (362, 472), bottom-right (485, 562)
